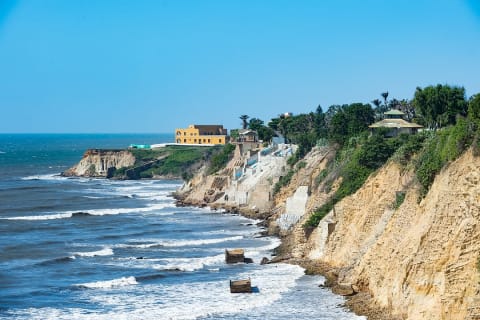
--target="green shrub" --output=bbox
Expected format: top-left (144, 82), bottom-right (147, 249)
top-left (273, 169), bottom-right (295, 195)
top-left (140, 170), bottom-right (153, 179)
top-left (305, 202), bottom-right (334, 227)
top-left (207, 144), bottom-right (235, 174)
top-left (306, 131), bottom-right (414, 227)
top-left (287, 153), bottom-right (299, 166)
top-left (415, 118), bottom-right (476, 197)
top-left (296, 161), bottom-right (307, 170)
top-left (314, 169), bottom-right (328, 187)
top-left (112, 166), bottom-right (128, 177)
top-left (392, 133), bottom-right (427, 165)
top-left (393, 191), bottom-right (406, 209)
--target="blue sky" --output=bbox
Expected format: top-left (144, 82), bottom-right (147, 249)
top-left (0, 0), bottom-right (479, 133)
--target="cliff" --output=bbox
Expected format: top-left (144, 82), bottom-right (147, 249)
top-left (179, 141), bottom-right (480, 319)
top-left (305, 149), bottom-right (480, 319)
top-left (63, 146), bottom-right (214, 179)
top-left (62, 149), bottom-right (135, 178)
top-left (175, 143), bottom-right (296, 217)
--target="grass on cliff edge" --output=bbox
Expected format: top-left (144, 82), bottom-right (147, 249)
top-left (207, 143), bottom-right (236, 174)
top-left (113, 145), bottom-right (218, 180)
top-left (305, 131), bottom-right (422, 228)
top-left (305, 118), bottom-right (480, 228)
top-left (414, 118), bottom-right (478, 197)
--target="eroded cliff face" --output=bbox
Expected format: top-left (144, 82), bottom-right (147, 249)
top-left (306, 150), bottom-right (480, 319)
top-left (176, 144), bottom-right (294, 216)
top-left (63, 149), bottom-right (136, 177)
top-left (175, 142), bottom-right (480, 319)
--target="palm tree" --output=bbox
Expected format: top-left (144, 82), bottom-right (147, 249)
top-left (239, 115), bottom-right (249, 129)
top-left (381, 92), bottom-right (389, 106)
top-left (371, 99), bottom-right (382, 109)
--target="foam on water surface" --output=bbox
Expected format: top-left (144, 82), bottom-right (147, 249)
top-left (2, 203), bottom-right (176, 220)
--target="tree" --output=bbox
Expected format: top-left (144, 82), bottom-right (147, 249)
top-left (371, 99), bottom-right (381, 109)
top-left (381, 91), bottom-right (389, 106)
top-left (239, 115), bottom-right (249, 129)
top-left (328, 103), bottom-right (374, 144)
top-left (413, 85), bottom-right (467, 129)
top-left (468, 93), bottom-right (480, 121)
top-left (371, 93), bottom-right (389, 120)
top-left (248, 118), bottom-right (275, 142)
top-left (247, 118), bottom-right (264, 131)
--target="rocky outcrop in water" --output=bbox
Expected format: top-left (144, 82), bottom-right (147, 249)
top-left (62, 149), bottom-right (135, 178)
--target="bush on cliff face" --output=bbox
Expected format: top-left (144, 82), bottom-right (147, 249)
top-left (306, 117), bottom-right (480, 228)
top-left (273, 169), bottom-right (295, 195)
top-left (305, 131), bottom-right (412, 227)
top-left (207, 144), bottom-right (235, 175)
top-left (415, 117), bottom-right (478, 197)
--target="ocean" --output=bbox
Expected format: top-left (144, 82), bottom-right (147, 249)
top-left (0, 134), bottom-right (364, 320)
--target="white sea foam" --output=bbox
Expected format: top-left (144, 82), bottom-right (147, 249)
top-left (76, 276), bottom-right (137, 289)
top-left (73, 247), bottom-right (113, 257)
top-left (4, 212), bottom-right (74, 220)
top-left (2, 203), bottom-right (175, 221)
top-left (21, 174), bottom-right (66, 181)
top-left (152, 253), bottom-right (225, 272)
top-left (11, 265), bottom-right (365, 320)
top-left (116, 235), bottom-right (244, 250)
top-left (83, 187), bottom-right (172, 199)
top-left (154, 235), bottom-right (244, 248)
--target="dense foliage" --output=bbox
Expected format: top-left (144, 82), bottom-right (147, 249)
top-left (305, 131), bottom-right (423, 227)
top-left (112, 146), bottom-right (212, 180)
top-left (327, 103), bottom-right (375, 145)
top-left (414, 118), bottom-right (478, 197)
top-left (273, 169), bottom-right (295, 195)
top-left (247, 118), bottom-right (275, 142)
top-left (413, 84), bottom-right (468, 129)
top-left (207, 143), bottom-right (236, 174)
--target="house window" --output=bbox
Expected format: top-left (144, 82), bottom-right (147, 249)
top-left (176, 131), bottom-right (181, 136)
top-left (194, 139), bottom-right (197, 143)
top-left (184, 139), bottom-right (186, 143)
top-left (208, 139), bottom-right (211, 143)
top-left (184, 132), bottom-right (186, 136)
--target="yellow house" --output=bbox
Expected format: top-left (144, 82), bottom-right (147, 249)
top-left (175, 125), bottom-right (229, 145)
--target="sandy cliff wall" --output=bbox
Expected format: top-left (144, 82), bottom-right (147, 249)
top-left (307, 150), bottom-right (480, 319)
top-left (63, 149), bottom-right (136, 177)
top-left (174, 141), bottom-right (480, 319)
top-left (177, 144), bottom-right (293, 214)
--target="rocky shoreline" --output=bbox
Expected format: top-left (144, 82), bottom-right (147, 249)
top-left (174, 193), bottom-right (392, 320)
top-left (66, 141), bottom-right (480, 319)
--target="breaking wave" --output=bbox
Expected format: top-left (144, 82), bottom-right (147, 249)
top-left (118, 236), bottom-right (244, 249)
top-left (2, 203), bottom-right (175, 221)
top-left (73, 247), bottom-right (113, 258)
top-left (76, 276), bottom-right (137, 289)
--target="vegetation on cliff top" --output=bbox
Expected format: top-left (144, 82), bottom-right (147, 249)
top-left (207, 143), bottom-right (236, 175)
top-left (112, 145), bottom-right (218, 180)
top-left (296, 84), bottom-right (480, 227)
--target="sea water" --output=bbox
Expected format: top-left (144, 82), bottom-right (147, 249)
top-left (0, 134), bottom-right (364, 319)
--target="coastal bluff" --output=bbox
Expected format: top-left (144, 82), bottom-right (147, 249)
top-left (177, 143), bottom-right (480, 320)
top-left (62, 149), bottom-right (135, 178)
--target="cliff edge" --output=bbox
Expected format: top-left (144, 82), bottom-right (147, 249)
top-left (307, 149), bottom-right (480, 319)
top-left (62, 149), bottom-right (135, 178)
top-left (179, 141), bottom-right (480, 319)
